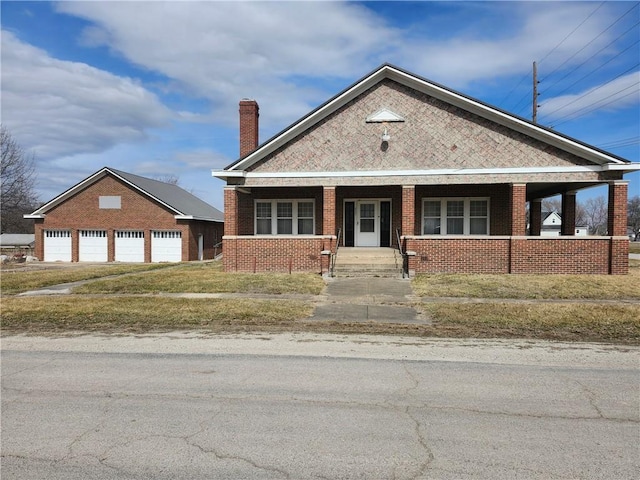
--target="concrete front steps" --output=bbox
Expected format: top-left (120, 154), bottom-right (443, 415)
top-left (332, 247), bottom-right (404, 278)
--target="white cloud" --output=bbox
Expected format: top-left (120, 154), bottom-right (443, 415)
top-left (0, 30), bottom-right (172, 160)
top-left (539, 71), bottom-right (640, 122)
top-left (403, 2), bottom-right (618, 87)
top-left (55, 1), bottom-right (401, 129)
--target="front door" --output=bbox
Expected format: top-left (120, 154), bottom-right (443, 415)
top-left (356, 201), bottom-right (378, 247)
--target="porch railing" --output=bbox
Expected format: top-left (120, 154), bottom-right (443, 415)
top-left (396, 228), bottom-right (408, 278)
top-left (330, 228), bottom-right (342, 277)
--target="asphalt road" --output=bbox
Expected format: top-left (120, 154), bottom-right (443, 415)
top-left (2, 335), bottom-right (638, 479)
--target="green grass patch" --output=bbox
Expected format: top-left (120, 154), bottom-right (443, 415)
top-left (1, 263), bottom-right (174, 295)
top-left (73, 262), bottom-right (325, 295)
top-left (630, 243), bottom-right (640, 254)
top-left (412, 261), bottom-right (640, 300)
top-left (1, 296), bottom-right (313, 334)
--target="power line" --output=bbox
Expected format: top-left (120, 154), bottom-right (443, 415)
top-left (597, 137), bottom-right (640, 149)
top-left (550, 85), bottom-right (639, 127)
top-left (540, 2), bottom-right (639, 84)
top-left (542, 62), bottom-right (639, 118)
top-left (541, 21), bottom-right (640, 97)
top-left (538, 1), bottom-right (606, 67)
top-left (502, 2), bottom-right (607, 112)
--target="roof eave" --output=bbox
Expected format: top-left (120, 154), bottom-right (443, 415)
top-left (174, 215), bottom-right (224, 222)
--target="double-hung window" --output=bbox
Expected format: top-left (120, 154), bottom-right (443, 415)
top-left (422, 198), bottom-right (489, 235)
top-left (255, 200), bottom-right (315, 235)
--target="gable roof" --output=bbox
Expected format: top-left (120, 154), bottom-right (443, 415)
top-left (215, 63), bottom-right (636, 179)
top-left (26, 167), bottom-right (223, 222)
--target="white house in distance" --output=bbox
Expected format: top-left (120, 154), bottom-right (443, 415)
top-left (541, 211), bottom-right (588, 237)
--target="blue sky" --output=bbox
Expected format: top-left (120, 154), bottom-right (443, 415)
top-left (2, 1), bottom-right (638, 211)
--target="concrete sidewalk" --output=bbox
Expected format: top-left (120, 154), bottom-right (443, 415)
top-left (311, 277), bottom-right (428, 324)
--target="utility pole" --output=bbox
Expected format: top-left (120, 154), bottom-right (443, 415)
top-left (532, 61), bottom-right (538, 124)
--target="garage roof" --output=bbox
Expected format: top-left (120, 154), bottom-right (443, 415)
top-left (26, 167), bottom-right (224, 222)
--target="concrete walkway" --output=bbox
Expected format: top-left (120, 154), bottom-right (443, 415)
top-left (310, 277), bottom-right (428, 324)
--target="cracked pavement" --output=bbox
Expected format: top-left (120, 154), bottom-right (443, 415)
top-left (2, 334), bottom-right (638, 479)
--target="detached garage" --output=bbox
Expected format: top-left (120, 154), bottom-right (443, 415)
top-left (26, 167), bottom-right (224, 263)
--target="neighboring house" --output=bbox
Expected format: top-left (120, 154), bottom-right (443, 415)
top-left (540, 211), bottom-right (588, 237)
top-left (213, 64), bottom-right (639, 275)
top-left (25, 167), bottom-right (224, 262)
top-left (0, 233), bottom-right (35, 256)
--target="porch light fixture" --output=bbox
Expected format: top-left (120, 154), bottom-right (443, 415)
top-left (381, 127), bottom-right (390, 142)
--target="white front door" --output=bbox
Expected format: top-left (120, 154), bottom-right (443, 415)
top-left (356, 201), bottom-right (378, 247)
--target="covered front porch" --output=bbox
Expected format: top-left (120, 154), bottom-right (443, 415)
top-left (222, 180), bottom-right (629, 275)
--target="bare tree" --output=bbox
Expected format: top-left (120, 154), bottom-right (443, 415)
top-left (582, 195), bottom-right (608, 235)
top-left (1, 126), bottom-right (39, 233)
top-left (154, 174), bottom-right (180, 185)
top-left (540, 195), bottom-right (587, 227)
top-left (541, 197), bottom-right (561, 213)
top-left (628, 195), bottom-right (640, 240)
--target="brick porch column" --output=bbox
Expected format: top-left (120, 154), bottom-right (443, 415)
top-left (608, 181), bottom-right (628, 236)
top-left (224, 187), bottom-right (239, 236)
top-left (510, 184), bottom-right (526, 236)
top-left (561, 191), bottom-right (577, 235)
top-left (529, 199), bottom-right (542, 236)
top-left (322, 186), bottom-right (336, 236)
top-left (402, 185), bottom-right (416, 236)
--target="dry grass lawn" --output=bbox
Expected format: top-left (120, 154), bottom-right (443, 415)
top-left (1, 263), bottom-right (173, 295)
top-left (1, 296), bottom-right (313, 334)
top-left (73, 261), bottom-right (325, 295)
top-left (2, 259), bottom-right (639, 344)
top-left (412, 260), bottom-right (640, 299)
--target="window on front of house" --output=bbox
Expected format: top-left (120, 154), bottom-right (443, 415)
top-left (256, 202), bottom-right (272, 234)
top-left (255, 200), bottom-right (315, 235)
top-left (422, 198), bottom-right (489, 235)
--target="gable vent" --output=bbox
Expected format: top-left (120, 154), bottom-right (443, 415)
top-left (366, 108), bottom-right (405, 123)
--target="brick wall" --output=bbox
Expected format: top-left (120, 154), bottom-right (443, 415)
top-left (223, 236), bottom-right (332, 274)
top-left (406, 237), bottom-right (510, 273)
top-left (239, 100), bottom-right (259, 157)
top-left (34, 175), bottom-right (221, 262)
top-left (405, 236), bottom-right (627, 275)
top-left (608, 182), bottom-right (628, 237)
top-left (402, 186), bottom-right (415, 236)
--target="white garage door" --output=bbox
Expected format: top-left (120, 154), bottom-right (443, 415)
top-left (79, 230), bottom-right (108, 262)
top-left (44, 230), bottom-right (71, 262)
top-left (152, 231), bottom-right (182, 262)
top-left (115, 231), bottom-right (145, 262)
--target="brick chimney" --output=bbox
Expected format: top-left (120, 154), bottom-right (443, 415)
top-left (239, 99), bottom-right (259, 157)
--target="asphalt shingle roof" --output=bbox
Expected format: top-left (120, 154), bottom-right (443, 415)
top-left (109, 168), bottom-right (223, 221)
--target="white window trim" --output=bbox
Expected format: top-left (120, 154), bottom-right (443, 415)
top-left (422, 197), bottom-right (490, 235)
top-left (254, 199), bottom-right (316, 235)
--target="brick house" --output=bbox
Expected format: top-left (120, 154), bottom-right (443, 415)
top-left (26, 167), bottom-right (223, 262)
top-left (213, 64), bottom-right (638, 275)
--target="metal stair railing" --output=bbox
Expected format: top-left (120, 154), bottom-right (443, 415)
top-left (396, 228), bottom-right (408, 278)
top-left (330, 228), bottom-right (342, 277)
